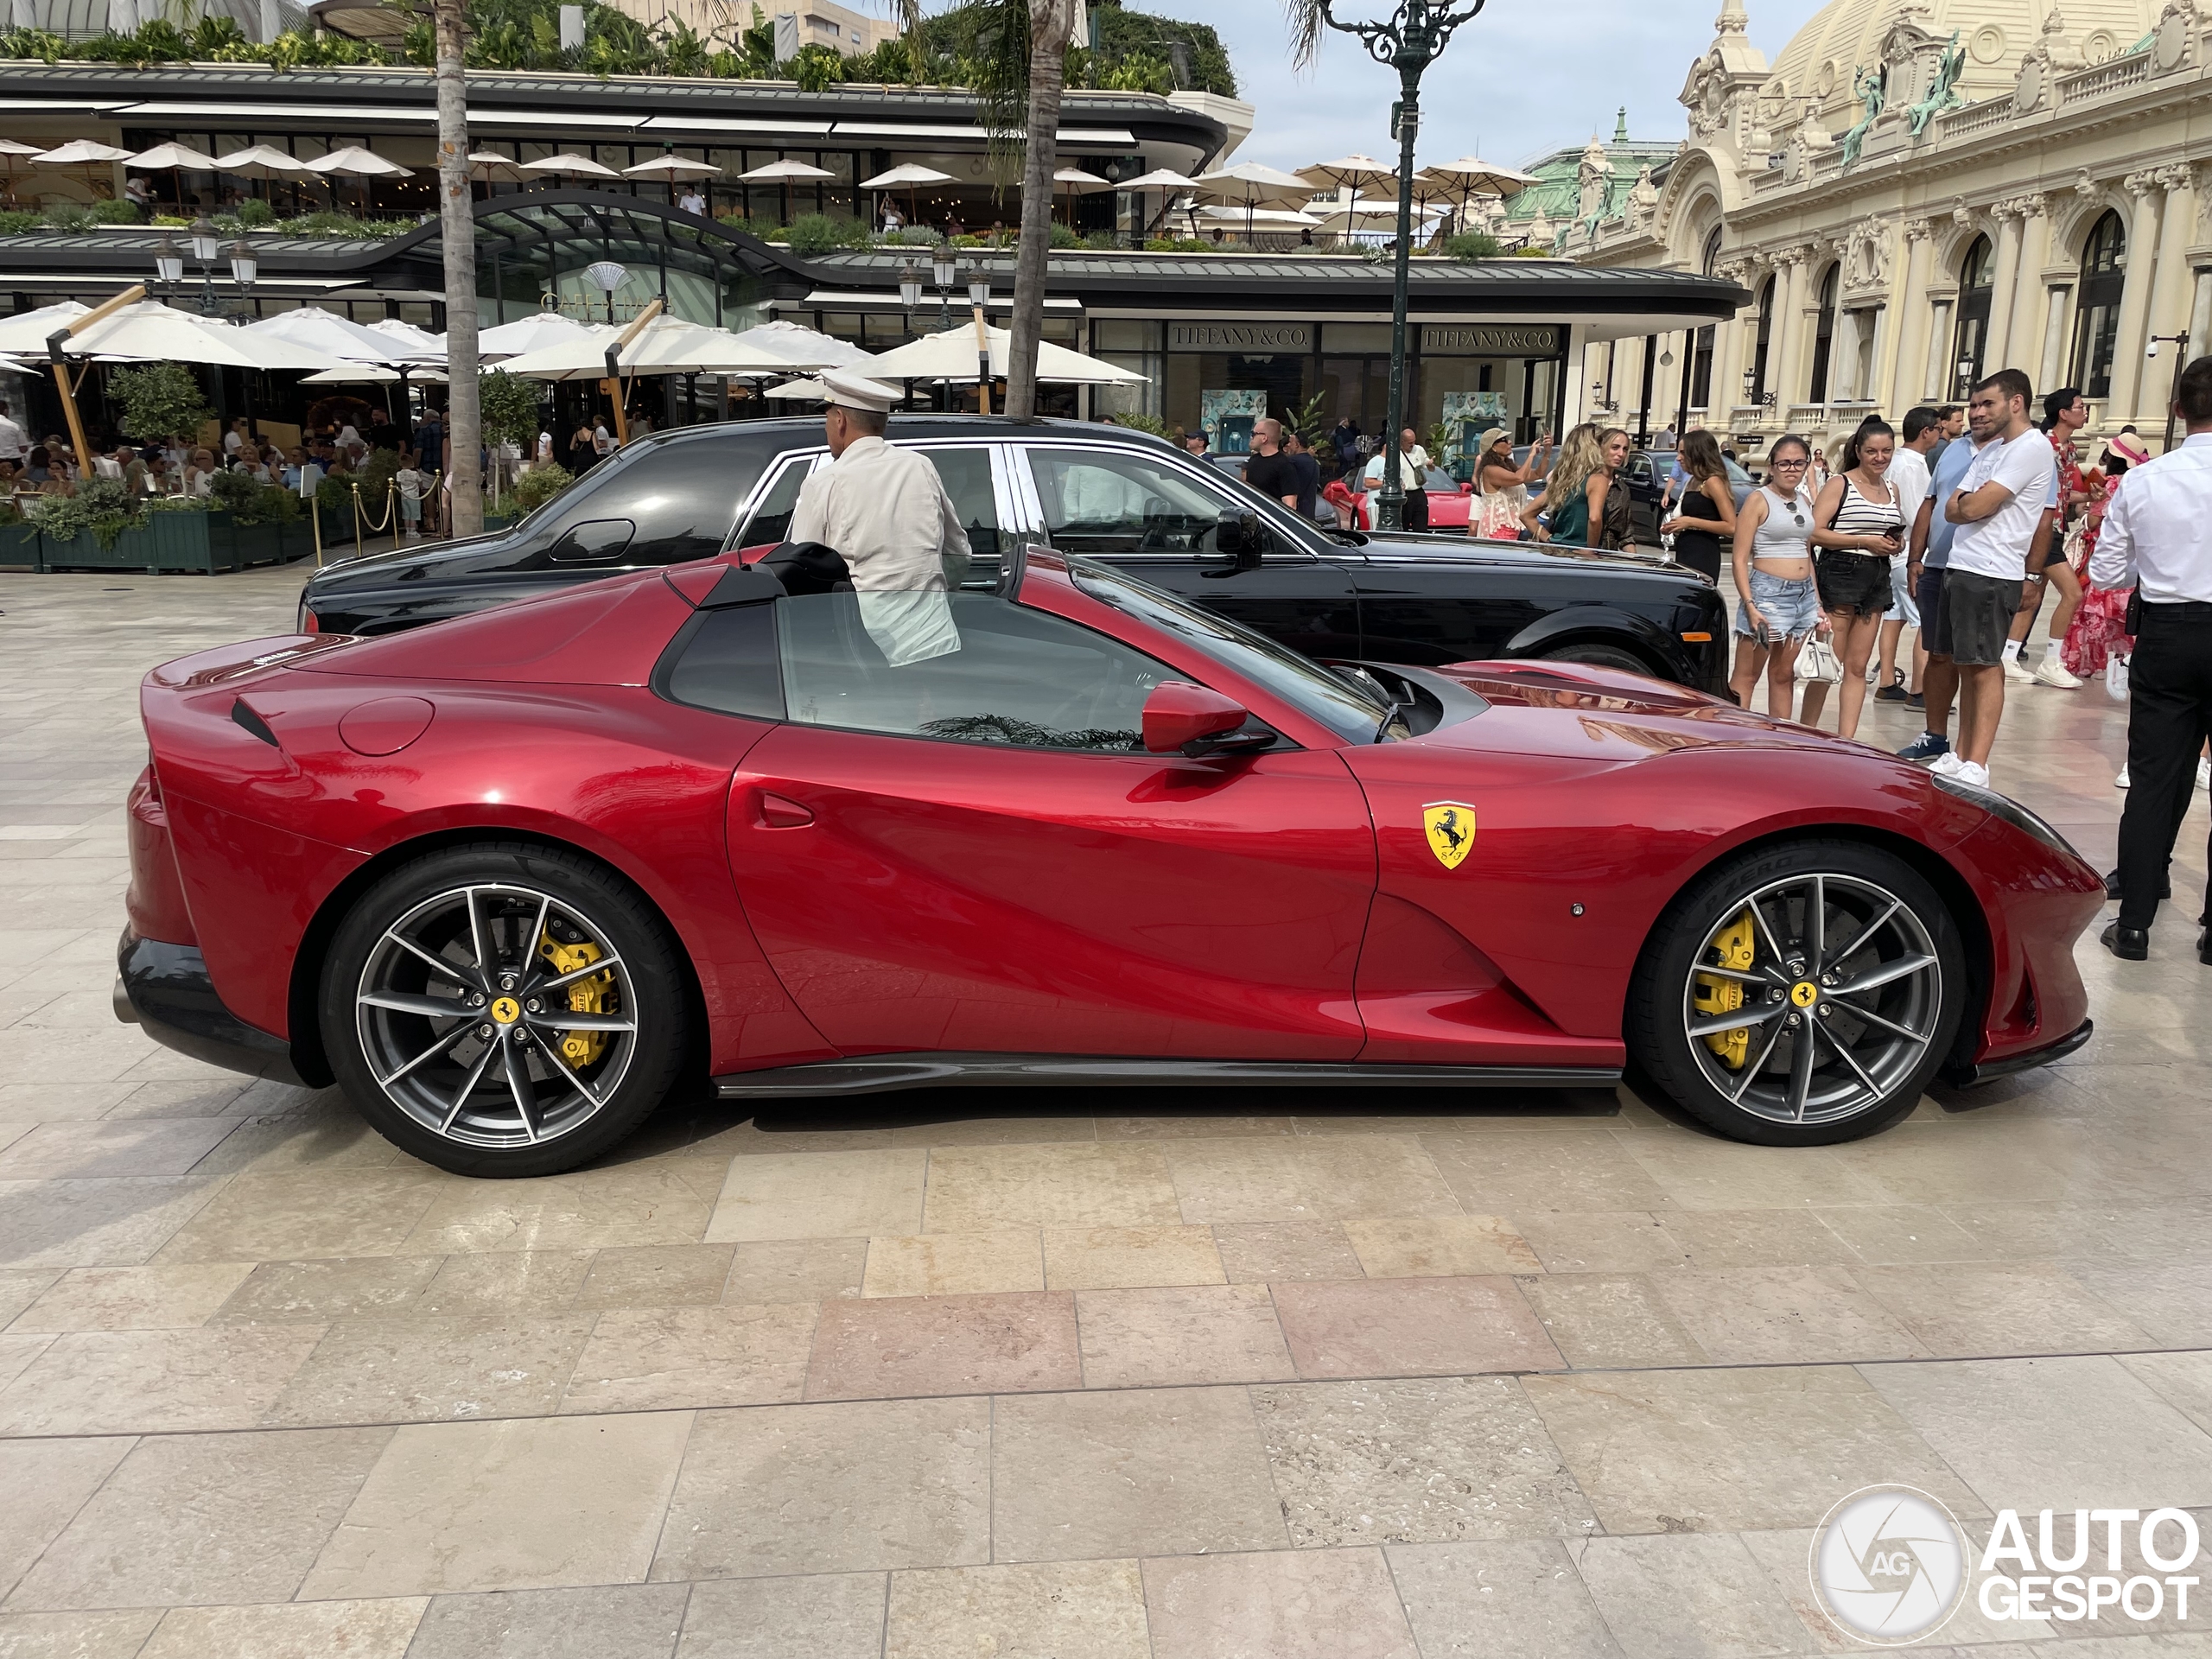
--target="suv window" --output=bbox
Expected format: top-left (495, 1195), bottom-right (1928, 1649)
top-left (732, 454), bottom-right (817, 556)
top-left (531, 435), bottom-right (740, 567)
top-left (916, 446), bottom-right (1002, 585)
top-left (779, 591), bottom-right (1175, 752)
top-left (1027, 446), bottom-right (1240, 556)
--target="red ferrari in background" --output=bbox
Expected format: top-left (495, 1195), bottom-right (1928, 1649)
top-left (119, 547), bottom-right (2101, 1177)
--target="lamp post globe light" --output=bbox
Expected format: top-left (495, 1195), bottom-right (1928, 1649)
top-left (188, 215), bottom-right (223, 315)
top-left (152, 238), bottom-right (184, 293)
top-left (583, 259), bottom-right (628, 324)
top-left (229, 240), bottom-right (257, 313)
top-left (1291, 0), bottom-right (1489, 531)
top-left (934, 239), bottom-right (957, 331)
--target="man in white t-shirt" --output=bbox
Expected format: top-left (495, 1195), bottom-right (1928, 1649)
top-left (1936, 369), bottom-right (2056, 788)
top-left (678, 188), bottom-right (707, 217)
top-left (0, 400), bottom-right (26, 462)
top-left (1874, 406), bottom-right (1942, 702)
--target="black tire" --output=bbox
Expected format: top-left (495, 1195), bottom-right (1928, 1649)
top-left (1627, 838), bottom-right (1966, 1147)
top-left (1543, 643), bottom-right (1651, 676)
top-left (321, 842), bottom-right (689, 1177)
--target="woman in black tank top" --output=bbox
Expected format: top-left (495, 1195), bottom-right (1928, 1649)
top-left (1659, 431), bottom-right (1737, 582)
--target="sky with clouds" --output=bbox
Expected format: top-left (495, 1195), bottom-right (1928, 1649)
top-left (1192, 0), bottom-right (1833, 172)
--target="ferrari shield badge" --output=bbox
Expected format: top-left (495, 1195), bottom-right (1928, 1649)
top-left (1421, 802), bottom-right (1478, 870)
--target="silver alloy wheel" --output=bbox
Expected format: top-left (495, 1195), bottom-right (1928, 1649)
top-left (1681, 871), bottom-right (1942, 1127)
top-left (354, 882), bottom-right (639, 1150)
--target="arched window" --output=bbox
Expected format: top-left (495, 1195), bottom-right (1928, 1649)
top-left (1952, 234), bottom-right (1995, 399)
top-left (1749, 274), bottom-right (1775, 400)
top-left (2071, 210), bottom-right (2126, 399)
top-left (1808, 264), bottom-right (1840, 403)
top-left (1690, 226), bottom-right (1721, 409)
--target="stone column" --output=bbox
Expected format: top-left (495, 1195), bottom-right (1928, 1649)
top-left (1711, 259), bottom-right (1755, 422)
top-left (1770, 248), bottom-right (1811, 408)
top-left (1885, 221), bottom-right (1934, 414)
top-left (2005, 196), bottom-right (2052, 378)
top-left (2039, 284), bottom-right (2072, 390)
top-left (2190, 269), bottom-right (2212, 361)
top-left (2104, 172), bottom-right (2167, 425)
top-left (1982, 201), bottom-right (2026, 374)
top-left (2145, 163), bottom-right (2201, 348)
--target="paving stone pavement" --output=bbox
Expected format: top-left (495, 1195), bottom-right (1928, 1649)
top-left (1, 566), bottom-right (2210, 1658)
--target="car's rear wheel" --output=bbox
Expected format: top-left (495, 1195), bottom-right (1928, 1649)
top-left (321, 843), bottom-right (688, 1177)
top-left (1543, 642), bottom-right (1650, 676)
top-left (1628, 839), bottom-right (1964, 1146)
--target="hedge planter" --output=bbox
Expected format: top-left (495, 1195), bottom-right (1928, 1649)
top-left (35, 509), bottom-right (303, 575)
top-left (0, 524), bottom-right (41, 569)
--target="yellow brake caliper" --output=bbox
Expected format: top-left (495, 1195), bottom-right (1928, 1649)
top-left (1694, 908), bottom-right (1758, 1069)
top-left (539, 932), bottom-right (615, 1070)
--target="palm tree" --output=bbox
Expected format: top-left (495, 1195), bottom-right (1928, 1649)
top-left (1006, 0), bottom-right (1077, 421)
top-left (434, 0), bottom-right (482, 537)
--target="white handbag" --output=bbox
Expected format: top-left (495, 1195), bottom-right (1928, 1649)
top-left (1797, 635), bottom-right (1845, 685)
top-left (2107, 652), bottom-right (2130, 702)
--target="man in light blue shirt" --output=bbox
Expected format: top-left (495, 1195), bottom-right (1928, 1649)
top-left (1894, 429), bottom-right (1985, 762)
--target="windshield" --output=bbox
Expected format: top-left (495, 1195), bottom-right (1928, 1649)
top-left (1067, 556), bottom-right (1395, 743)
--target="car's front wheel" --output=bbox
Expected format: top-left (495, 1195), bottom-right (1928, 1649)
top-left (1628, 839), bottom-right (1965, 1146)
top-left (321, 842), bottom-right (689, 1177)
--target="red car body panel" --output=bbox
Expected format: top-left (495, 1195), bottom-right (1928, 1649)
top-left (127, 551), bottom-right (2102, 1095)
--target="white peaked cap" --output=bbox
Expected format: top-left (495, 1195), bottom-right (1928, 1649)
top-left (817, 367), bottom-right (902, 413)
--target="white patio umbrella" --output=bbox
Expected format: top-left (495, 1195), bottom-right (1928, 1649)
top-left (305, 146), bottom-right (412, 178)
top-left (214, 144), bottom-right (318, 180)
top-left (467, 152), bottom-right (530, 184)
top-left (0, 299), bottom-right (88, 355)
top-left (735, 157), bottom-right (834, 226)
top-left (370, 316), bottom-right (447, 357)
top-left (305, 146), bottom-right (412, 217)
top-left (124, 141), bottom-right (221, 216)
top-left (0, 138), bottom-right (37, 202)
top-left (727, 318), bottom-right (875, 370)
top-left (518, 153), bottom-right (622, 182)
top-left (762, 378), bottom-right (828, 400)
top-left (1050, 164), bottom-right (1111, 230)
top-left (1194, 161), bottom-right (1312, 243)
top-left (31, 139), bottom-right (132, 166)
top-left (1296, 154), bottom-right (1398, 241)
top-left (623, 153), bottom-right (721, 210)
top-left (247, 306), bottom-right (416, 365)
top-left (859, 162), bottom-right (952, 229)
top-left (473, 310), bottom-right (608, 360)
top-left (1415, 156), bottom-right (1535, 233)
top-left (495, 315), bottom-right (803, 380)
top-left (1192, 204), bottom-right (1322, 243)
top-left (860, 322), bottom-right (1144, 385)
top-left (1118, 166), bottom-right (1199, 240)
top-left (57, 301), bottom-right (347, 372)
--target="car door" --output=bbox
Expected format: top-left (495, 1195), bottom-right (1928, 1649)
top-left (715, 586), bottom-right (1376, 1060)
top-left (1013, 442), bottom-right (1360, 659)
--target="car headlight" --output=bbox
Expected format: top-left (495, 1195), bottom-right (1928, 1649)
top-left (1931, 772), bottom-right (2082, 860)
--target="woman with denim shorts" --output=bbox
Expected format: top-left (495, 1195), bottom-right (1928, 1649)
top-left (1729, 434), bottom-right (1824, 717)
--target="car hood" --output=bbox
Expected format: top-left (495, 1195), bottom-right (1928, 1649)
top-left (302, 525), bottom-right (518, 589)
top-left (1409, 660), bottom-right (1876, 766)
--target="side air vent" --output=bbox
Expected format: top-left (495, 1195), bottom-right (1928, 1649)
top-left (231, 699), bottom-right (280, 748)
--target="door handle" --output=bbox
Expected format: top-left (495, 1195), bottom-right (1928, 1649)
top-left (756, 791), bottom-right (815, 829)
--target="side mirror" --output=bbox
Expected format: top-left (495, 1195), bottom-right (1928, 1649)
top-left (1211, 509), bottom-right (1265, 570)
top-left (547, 518), bottom-right (635, 563)
top-left (1141, 681), bottom-right (1272, 757)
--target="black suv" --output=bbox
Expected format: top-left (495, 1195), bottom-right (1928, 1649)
top-left (300, 417), bottom-right (1728, 694)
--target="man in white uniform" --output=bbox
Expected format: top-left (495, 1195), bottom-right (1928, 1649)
top-left (787, 368), bottom-right (969, 665)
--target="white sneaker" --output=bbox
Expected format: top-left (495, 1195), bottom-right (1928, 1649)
top-left (2031, 657), bottom-right (2083, 689)
top-left (2003, 656), bottom-right (2036, 684)
top-left (1955, 760), bottom-right (1990, 788)
top-left (1929, 751), bottom-right (1966, 777)
top-left (2117, 764), bottom-right (2132, 789)
top-left (2199, 758), bottom-right (2210, 791)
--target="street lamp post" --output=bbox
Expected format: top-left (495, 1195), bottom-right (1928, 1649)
top-left (933, 240), bottom-right (958, 333)
top-left (2147, 333), bottom-right (2190, 454)
top-left (228, 240), bottom-right (257, 315)
top-left (899, 261), bottom-right (923, 335)
top-left (188, 216), bottom-right (222, 316)
top-left (151, 238), bottom-right (184, 299)
top-left (1300, 0), bottom-right (1487, 531)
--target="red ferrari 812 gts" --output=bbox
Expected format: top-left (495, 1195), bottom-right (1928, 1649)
top-left (118, 547), bottom-right (2101, 1176)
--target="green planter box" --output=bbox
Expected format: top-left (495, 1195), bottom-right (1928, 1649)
top-left (35, 508), bottom-right (301, 574)
top-left (0, 523), bottom-right (41, 569)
